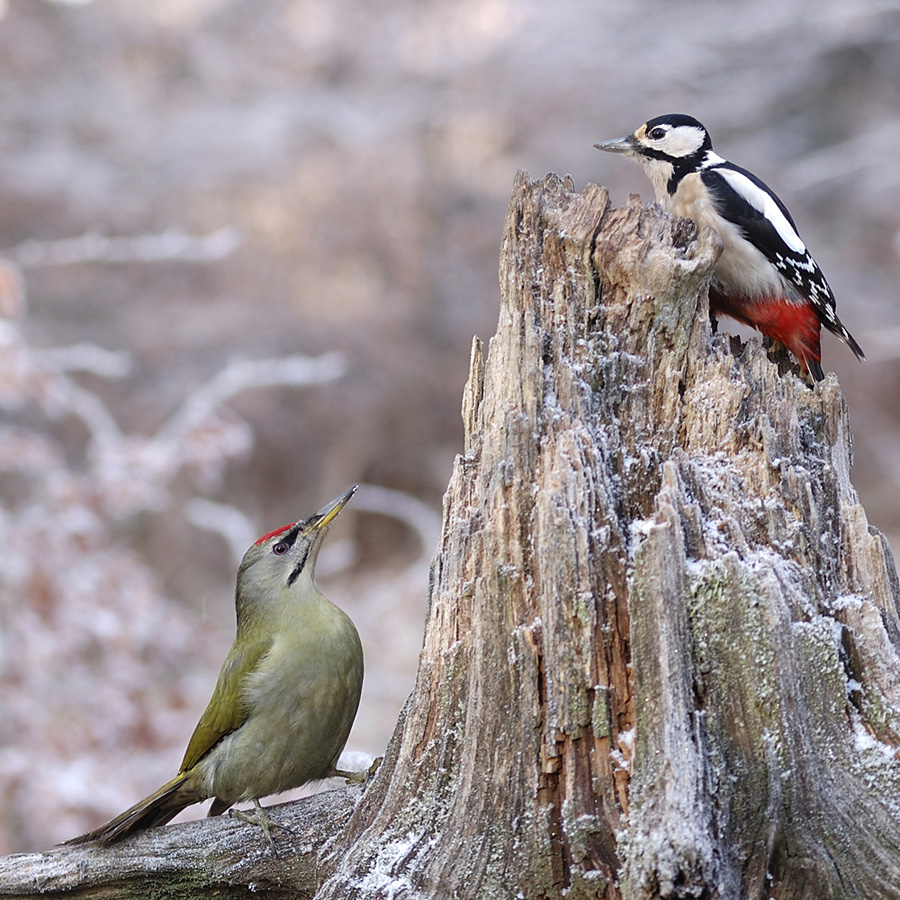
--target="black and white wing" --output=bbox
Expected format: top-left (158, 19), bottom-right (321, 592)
top-left (700, 162), bottom-right (864, 357)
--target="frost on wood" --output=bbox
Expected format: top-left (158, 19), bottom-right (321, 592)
top-left (0, 787), bottom-right (355, 899)
top-left (317, 173), bottom-right (900, 900)
top-left (6, 173), bottom-right (900, 897)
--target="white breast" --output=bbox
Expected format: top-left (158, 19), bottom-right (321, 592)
top-left (663, 172), bottom-right (797, 302)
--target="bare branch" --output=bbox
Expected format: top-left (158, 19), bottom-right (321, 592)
top-left (9, 227), bottom-right (242, 268)
top-left (0, 787), bottom-right (358, 899)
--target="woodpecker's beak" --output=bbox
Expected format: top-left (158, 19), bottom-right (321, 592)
top-left (594, 136), bottom-right (638, 155)
top-left (307, 485), bottom-right (358, 533)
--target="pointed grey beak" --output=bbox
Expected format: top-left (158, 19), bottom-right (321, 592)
top-left (594, 136), bottom-right (637, 154)
top-left (307, 485), bottom-right (358, 533)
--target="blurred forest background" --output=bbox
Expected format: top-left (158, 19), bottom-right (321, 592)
top-left (0, 0), bottom-right (898, 853)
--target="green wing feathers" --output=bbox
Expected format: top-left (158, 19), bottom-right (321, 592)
top-left (66, 638), bottom-right (272, 845)
top-left (179, 637), bottom-right (272, 773)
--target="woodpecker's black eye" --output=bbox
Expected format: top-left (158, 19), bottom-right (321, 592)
top-left (272, 541), bottom-right (290, 555)
top-left (648, 127), bottom-right (667, 141)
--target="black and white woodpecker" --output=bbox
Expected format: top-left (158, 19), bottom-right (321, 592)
top-left (595, 114), bottom-right (865, 382)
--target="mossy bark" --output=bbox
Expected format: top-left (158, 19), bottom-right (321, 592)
top-left (4, 173), bottom-right (899, 899)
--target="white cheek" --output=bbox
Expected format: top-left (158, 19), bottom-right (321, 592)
top-left (657, 126), bottom-right (706, 158)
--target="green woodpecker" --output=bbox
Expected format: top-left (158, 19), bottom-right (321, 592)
top-left (67, 486), bottom-right (363, 845)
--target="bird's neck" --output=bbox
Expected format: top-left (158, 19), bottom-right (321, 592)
top-left (235, 579), bottom-right (334, 638)
top-left (638, 157), bottom-right (676, 202)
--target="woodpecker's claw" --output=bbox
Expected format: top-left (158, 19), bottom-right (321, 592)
top-left (230, 798), bottom-right (295, 849)
top-left (331, 757), bottom-right (383, 787)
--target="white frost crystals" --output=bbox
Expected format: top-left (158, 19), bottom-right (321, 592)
top-left (353, 830), bottom-right (436, 900)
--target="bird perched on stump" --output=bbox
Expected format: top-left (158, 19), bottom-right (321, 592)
top-left (67, 486), bottom-right (364, 845)
top-left (595, 114), bottom-right (865, 381)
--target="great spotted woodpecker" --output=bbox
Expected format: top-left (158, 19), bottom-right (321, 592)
top-left (595, 114), bottom-right (865, 381)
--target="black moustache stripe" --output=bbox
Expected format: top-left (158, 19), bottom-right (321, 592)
top-left (288, 543), bottom-right (311, 586)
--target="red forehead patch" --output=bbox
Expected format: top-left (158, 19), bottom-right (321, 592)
top-left (254, 523), bottom-right (293, 546)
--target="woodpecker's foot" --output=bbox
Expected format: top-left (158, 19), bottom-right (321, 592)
top-left (230, 798), bottom-right (294, 847)
top-left (332, 757), bottom-right (383, 786)
top-left (360, 756), bottom-right (384, 786)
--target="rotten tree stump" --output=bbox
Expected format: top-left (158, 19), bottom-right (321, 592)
top-left (318, 173), bottom-right (900, 900)
top-left (4, 173), bottom-right (899, 900)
